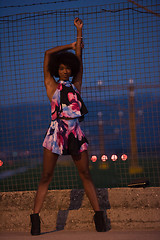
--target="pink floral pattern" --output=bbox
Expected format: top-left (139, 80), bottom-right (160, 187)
top-left (43, 80), bottom-right (88, 155)
top-left (50, 80), bottom-right (88, 121)
top-left (67, 92), bottom-right (82, 111)
top-left (43, 118), bottom-right (88, 155)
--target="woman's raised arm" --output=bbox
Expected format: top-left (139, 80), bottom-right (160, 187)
top-left (73, 18), bottom-right (83, 92)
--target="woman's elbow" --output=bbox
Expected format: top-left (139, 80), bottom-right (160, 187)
top-left (44, 50), bottom-right (49, 57)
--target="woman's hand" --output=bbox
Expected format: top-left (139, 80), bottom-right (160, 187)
top-left (71, 41), bottom-right (84, 51)
top-left (71, 41), bottom-right (77, 51)
top-left (74, 17), bottom-right (83, 29)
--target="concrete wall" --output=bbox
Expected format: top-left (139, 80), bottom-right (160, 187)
top-left (1, 187), bottom-right (160, 232)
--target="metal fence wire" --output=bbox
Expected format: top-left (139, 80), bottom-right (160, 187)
top-left (0, 1), bottom-right (160, 191)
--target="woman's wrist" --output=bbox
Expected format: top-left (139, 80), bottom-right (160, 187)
top-left (77, 31), bottom-right (83, 41)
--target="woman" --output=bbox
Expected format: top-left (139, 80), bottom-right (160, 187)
top-left (30, 18), bottom-right (106, 235)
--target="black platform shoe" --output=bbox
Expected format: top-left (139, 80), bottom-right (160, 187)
top-left (30, 213), bottom-right (41, 235)
top-left (94, 211), bottom-right (107, 232)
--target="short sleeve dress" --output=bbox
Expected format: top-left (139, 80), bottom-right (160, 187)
top-left (42, 80), bottom-right (89, 155)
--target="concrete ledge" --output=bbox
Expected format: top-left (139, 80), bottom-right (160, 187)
top-left (1, 188), bottom-right (160, 232)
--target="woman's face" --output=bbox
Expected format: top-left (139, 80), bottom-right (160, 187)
top-left (58, 64), bottom-right (71, 81)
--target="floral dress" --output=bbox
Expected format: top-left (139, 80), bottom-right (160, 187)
top-left (42, 80), bottom-right (88, 155)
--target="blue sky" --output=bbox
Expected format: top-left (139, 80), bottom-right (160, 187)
top-left (0, 0), bottom-right (159, 105)
top-left (0, 0), bottom-right (126, 16)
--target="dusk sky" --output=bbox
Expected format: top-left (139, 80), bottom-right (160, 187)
top-left (0, 0), bottom-right (125, 16)
top-left (0, 0), bottom-right (159, 105)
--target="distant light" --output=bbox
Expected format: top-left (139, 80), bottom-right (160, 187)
top-left (0, 160), bottom-right (3, 167)
top-left (129, 79), bottom-right (134, 84)
top-left (111, 155), bottom-right (118, 161)
top-left (114, 128), bottom-right (120, 134)
top-left (97, 80), bottom-right (103, 86)
top-left (101, 155), bottom-right (108, 162)
top-left (121, 154), bottom-right (128, 161)
top-left (91, 155), bottom-right (97, 162)
top-left (118, 111), bottom-right (124, 117)
top-left (97, 112), bottom-right (103, 117)
top-left (138, 110), bottom-right (143, 116)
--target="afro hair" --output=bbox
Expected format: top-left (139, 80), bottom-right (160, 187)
top-left (48, 51), bottom-right (80, 78)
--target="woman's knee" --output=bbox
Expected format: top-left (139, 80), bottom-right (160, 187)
top-left (40, 172), bottom-right (53, 184)
top-left (79, 169), bottom-right (91, 181)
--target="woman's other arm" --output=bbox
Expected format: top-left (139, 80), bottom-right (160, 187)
top-left (44, 43), bottom-right (74, 101)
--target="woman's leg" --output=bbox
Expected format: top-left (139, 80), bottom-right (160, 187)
top-left (72, 150), bottom-right (100, 212)
top-left (33, 148), bottom-right (59, 213)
